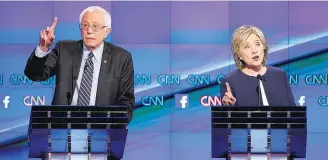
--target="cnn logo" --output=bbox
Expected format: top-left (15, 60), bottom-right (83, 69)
top-left (200, 96), bottom-right (222, 107)
top-left (23, 96), bottom-right (46, 106)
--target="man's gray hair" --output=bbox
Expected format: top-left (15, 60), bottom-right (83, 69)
top-left (79, 6), bottom-right (111, 28)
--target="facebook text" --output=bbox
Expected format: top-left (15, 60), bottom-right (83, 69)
top-left (175, 94), bottom-right (189, 108)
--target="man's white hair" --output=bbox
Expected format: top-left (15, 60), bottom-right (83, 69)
top-left (79, 6), bottom-right (111, 28)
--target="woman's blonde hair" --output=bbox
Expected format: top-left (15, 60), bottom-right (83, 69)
top-left (231, 25), bottom-right (268, 70)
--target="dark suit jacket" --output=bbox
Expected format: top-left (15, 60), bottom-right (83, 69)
top-left (24, 40), bottom-right (135, 123)
top-left (220, 66), bottom-right (296, 106)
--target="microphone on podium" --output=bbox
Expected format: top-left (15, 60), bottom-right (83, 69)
top-left (66, 92), bottom-right (72, 105)
top-left (257, 74), bottom-right (265, 81)
top-left (67, 75), bottom-right (78, 105)
top-left (257, 74), bottom-right (262, 106)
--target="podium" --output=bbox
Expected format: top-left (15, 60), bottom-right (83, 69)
top-left (211, 106), bottom-right (307, 160)
top-left (28, 105), bottom-right (129, 160)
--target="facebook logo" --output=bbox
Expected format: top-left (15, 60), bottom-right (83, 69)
top-left (2, 96), bottom-right (10, 108)
top-left (298, 96), bottom-right (305, 106)
top-left (175, 94), bottom-right (189, 108)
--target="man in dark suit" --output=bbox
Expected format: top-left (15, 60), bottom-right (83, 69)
top-left (24, 6), bottom-right (134, 159)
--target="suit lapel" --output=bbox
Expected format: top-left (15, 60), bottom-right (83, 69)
top-left (72, 40), bottom-right (83, 94)
top-left (96, 42), bottom-right (113, 105)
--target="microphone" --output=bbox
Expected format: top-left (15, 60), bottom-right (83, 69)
top-left (67, 64), bottom-right (73, 106)
top-left (257, 74), bottom-right (262, 106)
top-left (257, 74), bottom-right (265, 81)
top-left (66, 92), bottom-right (72, 105)
top-left (71, 75), bottom-right (79, 105)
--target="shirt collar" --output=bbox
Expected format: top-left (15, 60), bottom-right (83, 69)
top-left (82, 41), bottom-right (104, 62)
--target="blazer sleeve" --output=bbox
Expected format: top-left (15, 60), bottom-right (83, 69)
top-left (24, 41), bottom-right (61, 81)
top-left (117, 52), bottom-right (135, 123)
top-left (283, 71), bottom-right (296, 106)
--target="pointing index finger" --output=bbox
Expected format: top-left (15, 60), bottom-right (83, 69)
top-left (226, 82), bottom-right (232, 94)
top-left (50, 17), bottom-right (57, 31)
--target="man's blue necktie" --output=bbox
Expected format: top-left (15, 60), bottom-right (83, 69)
top-left (77, 52), bottom-right (94, 106)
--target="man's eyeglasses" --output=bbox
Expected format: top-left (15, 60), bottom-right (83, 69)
top-left (79, 23), bottom-right (107, 32)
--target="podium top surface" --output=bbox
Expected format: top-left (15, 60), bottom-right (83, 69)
top-left (211, 106), bottom-right (306, 112)
top-left (29, 105), bottom-right (129, 130)
top-left (211, 106), bottom-right (306, 129)
top-left (31, 105), bottom-right (128, 112)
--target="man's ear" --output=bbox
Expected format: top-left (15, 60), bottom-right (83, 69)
top-left (105, 27), bottom-right (111, 37)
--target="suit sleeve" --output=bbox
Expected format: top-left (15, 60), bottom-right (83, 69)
top-left (24, 41), bottom-right (61, 81)
top-left (118, 53), bottom-right (135, 123)
top-left (283, 71), bottom-right (296, 106)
